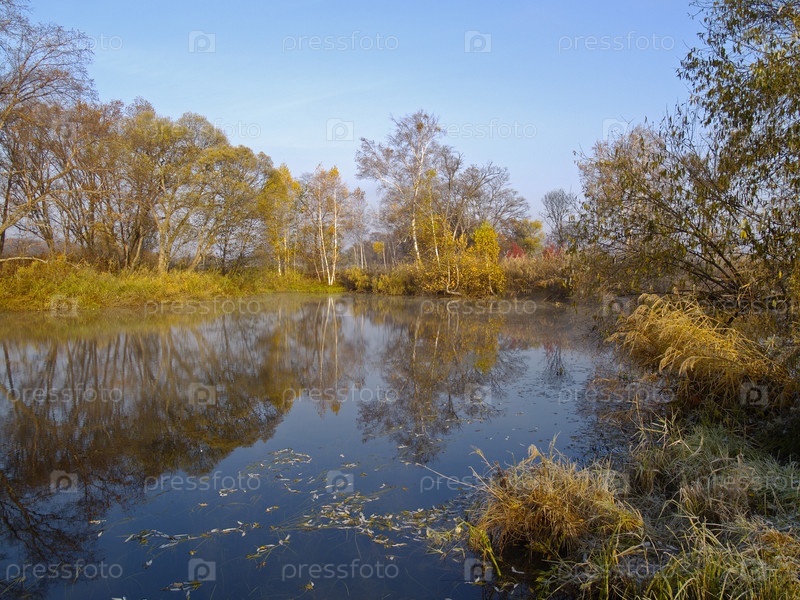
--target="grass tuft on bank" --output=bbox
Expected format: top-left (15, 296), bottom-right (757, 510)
top-left (468, 446), bottom-right (643, 560)
top-left (608, 293), bottom-right (797, 408)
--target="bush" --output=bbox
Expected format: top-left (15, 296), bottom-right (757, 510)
top-left (340, 266), bottom-right (373, 292)
top-left (373, 264), bottom-right (417, 295)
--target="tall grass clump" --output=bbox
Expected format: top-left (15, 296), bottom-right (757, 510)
top-left (608, 294), bottom-right (796, 408)
top-left (646, 519), bottom-right (800, 600)
top-left (466, 446), bottom-right (644, 560)
top-left (429, 411), bottom-right (800, 599)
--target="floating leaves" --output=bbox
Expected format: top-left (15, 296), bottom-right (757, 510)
top-left (124, 521), bottom-right (258, 549)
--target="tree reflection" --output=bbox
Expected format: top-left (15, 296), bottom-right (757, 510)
top-left (0, 296), bottom-right (591, 596)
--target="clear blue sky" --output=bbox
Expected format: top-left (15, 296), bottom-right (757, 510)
top-left (30, 0), bottom-right (700, 218)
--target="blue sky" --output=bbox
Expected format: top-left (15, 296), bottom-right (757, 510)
top-left (30, 0), bottom-right (701, 218)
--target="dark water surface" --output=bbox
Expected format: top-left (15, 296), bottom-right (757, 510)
top-left (0, 295), bottom-right (606, 599)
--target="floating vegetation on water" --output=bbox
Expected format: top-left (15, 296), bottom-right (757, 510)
top-left (262, 448), bottom-right (312, 468)
top-left (124, 521), bottom-right (258, 549)
top-left (247, 533), bottom-right (292, 567)
top-left (125, 447), bottom-right (481, 594)
top-left (162, 579), bottom-right (202, 593)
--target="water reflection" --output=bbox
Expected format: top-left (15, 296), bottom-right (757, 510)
top-left (0, 295), bottom-right (596, 599)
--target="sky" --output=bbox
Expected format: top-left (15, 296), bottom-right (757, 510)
top-left (30, 0), bottom-right (702, 219)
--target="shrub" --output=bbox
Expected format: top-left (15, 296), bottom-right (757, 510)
top-left (340, 266), bottom-right (373, 292)
top-left (373, 264), bottom-right (417, 296)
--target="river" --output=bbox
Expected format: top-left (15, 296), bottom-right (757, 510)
top-left (0, 294), bottom-right (608, 599)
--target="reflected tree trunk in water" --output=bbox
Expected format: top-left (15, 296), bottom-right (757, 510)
top-left (0, 297), bottom-right (592, 594)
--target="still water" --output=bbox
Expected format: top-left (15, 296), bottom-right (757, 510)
top-left (0, 295), bottom-right (606, 599)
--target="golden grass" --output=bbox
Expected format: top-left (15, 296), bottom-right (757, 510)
top-left (608, 294), bottom-right (796, 407)
top-left (501, 253), bottom-right (571, 298)
top-left (468, 446), bottom-right (644, 559)
top-left (0, 259), bottom-right (343, 312)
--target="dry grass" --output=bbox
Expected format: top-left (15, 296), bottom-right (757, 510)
top-left (608, 294), bottom-right (796, 407)
top-left (501, 252), bottom-right (571, 298)
top-left (443, 417), bottom-right (800, 599)
top-left (467, 446), bottom-right (644, 559)
top-left (0, 259), bottom-right (341, 312)
top-left (647, 518), bottom-right (800, 600)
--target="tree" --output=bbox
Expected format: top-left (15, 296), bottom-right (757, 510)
top-left (372, 240), bottom-right (386, 269)
top-left (681, 0), bottom-right (800, 290)
top-left (123, 106), bottom-right (229, 273)
top-left (0, 0), bottom-right (92, 254)
top-left (509, 218), bottom-right (545, 256)
top-left (345, 187), bottom-right (369, 269)
top-left (576, 124), bottom-right (752, 294)
top-left (465, 221), bottom-right (504, 295)
top-left (464, 163), bottom-right (529, 237)
top-left (356, 110), bottom-right (443, 264)
top-left (188, 145), bottom-right (268, 272)
top-left (260, 163), bottom-right (300, 276)
top-left (540, 188), bottom-right (576, 247)
top-left (299, 165), bottom-right (352, 286)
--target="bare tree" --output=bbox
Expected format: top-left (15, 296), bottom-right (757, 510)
top-left (0, 0), bottom-right (92, 254)
top-left (540, 188), bottom-right (577, 247)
